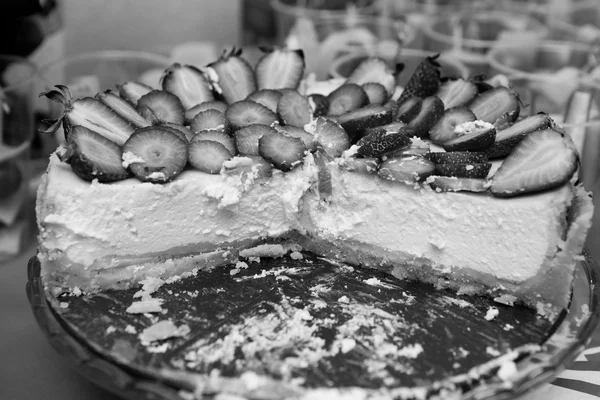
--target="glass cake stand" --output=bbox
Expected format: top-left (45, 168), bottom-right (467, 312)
top-left (26, 251), bottom-right (600, 400)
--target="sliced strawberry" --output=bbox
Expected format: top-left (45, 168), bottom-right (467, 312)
top-left (406, 96), bottom-right (444, 138)
top-left (221, 155), bottom-right (273, 179)
top-left (274, 124), bottom-right (315, 151)
top-left (235, 124), bottom-right (276, 156)
top-left (429, 176), bottom-right (490, 193)
top-left (471, 74), bottom-right (495, 93)
top-left (96, 90), bottom-right (150, 128)
top-left (161, 63), bottom-right (214, 109)
top-left (255, 47), bottom-right (305, 90)
top-left (397, 54), bottom-right (441, 105)
top-left (334, 104), bottom-right (394, 142)
top-left (118, 81), bottom-right (153, 106)
top-left (192, 129), bottom-right (236, 156)
top-left (207, 47), bottom-right (257, 104)
top-left (429, 106), bottom-right (476, 145)
top-left (137, 90), bottom-right (185, 125)
top-left (490, 128), bottom-right (579, 197)
top-left (427, 151), bottom-right (488, 164)
top-left (247, 89), bottom-right (282, 113)
top-left (339, 157), bottom-right (378, 175)
top-left (258, 130), bottom-right (306, 171)
top-left (313, 148), bottom-right (333, 202)
top-left (326, 83), bottom-right (369, 117)
top-left (277, 90), bottom-right (311, 127)
top-left (225, 100), bottom-right (278, 130)
top-left (387, 136), bottom-right (429, 157)
top-left (362, 82), bottom-right (389, 106)
top-left (434, 162), bottom-right (492, 179)
top-left (436, 78), bottom-right (478, 109)
top-left (158, 123), bottom-right (189, 143)
top-left (188, 140), bottom-right (233, 174)
top-left (190, 109), bottom-right (230, 134)
top-left (384, 99), bottom-right (398, 118)
top-left (161, 122), bottom-right (194, 142)
top-left (486, 113), bottom-right (554, 159)
top-left (309, 117), bottom-right (350, 158)
top-left (346, 57), bottom-right (397, 96)
top-left (356, 127), bottom-right (411, 158)
top-left (363, 121), bottom-right (406, 136)
top-left (442, 122), bottom-right (496, 152)
top-left (122, 126), bottom-right (188, 183)
top-left (308, 93), bottom-right (329, 118)
top-left (378, 155), bottom-right (435, 184)
top-left (59, 125), bottom-right (129, 182)
top-left (185, 100), bottom-right (228, 123)
top-left (40, 86), bottom-right (135, 145)
top-left (468, 86), bottom-right (520, 125)
top-left (395, 96), bottom-right (422, 123)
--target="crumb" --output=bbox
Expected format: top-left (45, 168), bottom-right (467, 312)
top-left (139, 320), bottom-right (190, 345)
top-left (235, 261), bottom-right (249, 269)
top-left (337, 295), bottom-right (350, 304)
top-left (133, 277), bottom-right (166, 298)
top-left (340, 338), bottom-right (356, 354)
top-left (248, 256), bottom-right (260, 263)
top-left (296, 309), bottom-right (313, 321)
top-left (503, 324), bottom-right (514, 331)
top-left (497, 360), bottom-right (518, 380)
top-left (239, 244), bottom-right (286, 259)
top-left (125, 325), bottom-right (137, 334)
top-left (290, 251), bottom-right (303, 260)
top-left (494, 294), bottom-right (517, 306)
top-left (364, 277), bottom-right (381, 286)
top-left (147, 342), bottom-right (170, 353)
top-left (486, 346), bottom-right (501, 357)
top-left (230, 268), bottom-right (240, 276)
top-left (59, 302), bottom-right (69, 309)
top-left (126, 297), bottom-right (163, 314)
top-left (106, 326), bottom-right (116, 335)
top-left (396, 344), bottom-right (424, 359)
top-left (484, 307), bottom-right (499, 321)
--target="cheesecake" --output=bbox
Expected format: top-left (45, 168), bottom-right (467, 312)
top-left (36, 47), bottom-right (594, 318)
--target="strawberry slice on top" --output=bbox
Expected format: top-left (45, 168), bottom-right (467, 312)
top-left (207, 47), bottom-right (257, 104)
top-left (490, 128), bottom-right (579, 197)
top-left (59, 125), bottom-right (129, 183)
top-left (397, 54), bottom-right (442, 106)
top-left (255, 47), bottom-right (305, 90)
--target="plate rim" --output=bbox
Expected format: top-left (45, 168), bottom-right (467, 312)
top-left (26, 253), bottom-right (600, 400)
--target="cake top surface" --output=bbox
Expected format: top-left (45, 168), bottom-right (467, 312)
top-left (39, 47), bottom-right (583, 203)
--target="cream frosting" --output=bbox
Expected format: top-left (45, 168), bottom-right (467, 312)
top-left (36, 142), bottom-right (591, 315)
top-left (304, 163), bottom-right (573, 283)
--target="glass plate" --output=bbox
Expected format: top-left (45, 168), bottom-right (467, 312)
top-left (26, 251), bottom-right (600, 400)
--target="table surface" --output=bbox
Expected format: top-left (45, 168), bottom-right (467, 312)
top-left (2, 242), bottom-right (600, 400)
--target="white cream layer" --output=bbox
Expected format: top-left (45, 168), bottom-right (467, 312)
top-left (37, 152), bottom-right (316, 270)
top-left (304, 162), bottom-right (573, 284)
top-left (38, 148), bottom-right (575, 287)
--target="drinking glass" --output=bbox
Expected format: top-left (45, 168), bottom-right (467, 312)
top-left (422, 11), bottom-right (549, 76)
top-left (487, 41), bottom-right (595, 115)
top-left (271, 0), bottom-right (415, 79)
top-left (329, 48), bottom-right (470, 85)
top-left (488, 41), bottom-right (600, 241)
top-left (0, 55), bottom-right (38, 262)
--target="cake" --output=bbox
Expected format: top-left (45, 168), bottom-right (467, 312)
top-left (36, 48), bottom-right (594, 318)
